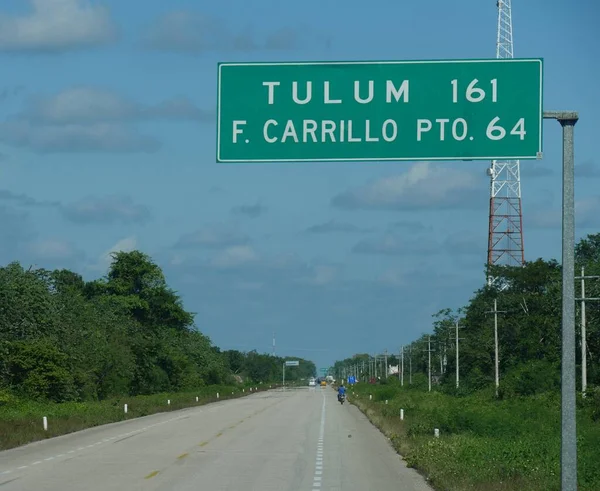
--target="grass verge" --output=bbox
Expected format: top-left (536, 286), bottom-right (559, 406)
top-left (345, 382), bottom-right (600, 491)
top-left (0, 383), bottom-right (275, 451)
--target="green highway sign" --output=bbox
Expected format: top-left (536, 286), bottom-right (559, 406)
top-left (216, 59), bottom-right (543, 163)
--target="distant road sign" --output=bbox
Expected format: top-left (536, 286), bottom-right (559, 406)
top-left (285, 360), bottom-right (300, 367)
top-left (320, 368), bottom-right (327, 373)
top-left (217, 59), bottom-right (543, 163)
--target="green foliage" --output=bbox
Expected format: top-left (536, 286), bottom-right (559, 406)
top-left (223, 349), bottom-right (316, 383)
top-left (332, 233), bottom-right (600, 489)
top-left (350, 384), bottom-right (600, 490)
top-left (333, 233), bottom-right (600, 395)
top-left (0, 384), bottom-right (268, 451)
top-left (0, 251), bottom-right (316, 405)
top-left (499, 360), bottom-right (560, 398)
top-left (6, 339), bottom-right (77, 402)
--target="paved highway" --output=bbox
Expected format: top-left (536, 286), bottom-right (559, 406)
top-left (0, 387), bottom-right (432, 490)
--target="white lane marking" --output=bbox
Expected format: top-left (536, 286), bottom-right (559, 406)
top-left (312, 392), bottom-right (326, 491)
top-left (0, 410), bottom-right (206, 476)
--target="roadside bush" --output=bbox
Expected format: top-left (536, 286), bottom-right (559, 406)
top-left (499, 360), bottom-right (560, 398)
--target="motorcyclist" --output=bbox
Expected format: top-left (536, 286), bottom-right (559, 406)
top-left (337, 383), bottom-right (346, 400)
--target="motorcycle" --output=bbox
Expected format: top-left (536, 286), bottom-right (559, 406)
top-left (338, 393), bottom-right (346, 405)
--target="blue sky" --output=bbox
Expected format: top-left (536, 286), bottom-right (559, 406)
top-left (0, 0), bottom-right (597, 370)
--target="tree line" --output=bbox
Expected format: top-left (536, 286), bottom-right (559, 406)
top-left (0, 251), bottom-right (316, 403)
top-left (334, 233), bottom-right (600, 398)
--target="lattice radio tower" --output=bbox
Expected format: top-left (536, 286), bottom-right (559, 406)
top-left (487, 0), bottom-right (525, 283)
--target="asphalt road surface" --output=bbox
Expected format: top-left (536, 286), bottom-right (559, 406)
top-left (0, 387), bottom-right (432, 491)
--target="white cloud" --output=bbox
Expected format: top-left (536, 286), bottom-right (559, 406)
top-left (27, 238), bottom-right (80, 260)
top-left (378, 270), bottom-right (407, 287)
top-left (234, 280), bottom-right (263, 291)
top-left (528, 209), bottom-right (560, 229)
top-left (0, 120), bottom-right (160, 154)
top-left (0, 0), bottom-right (118, 52)
top-left (22, 87), bottom-right (212, 124)
top-left (175, 226), bottom-right (249, 249)
top-left (305, 265), bottom-right (337, 285)
top-left (0, 205), bottom-right (35, 260)
top-left (143, 11), bottom-right (318, 53)
top-left (211, 245), bottom-right (258, 269)
top-left (443, 231), bottom-right (486, 256)
top-left (0, 87), bottom-right (210, 153)
top-left (89, 236), bottom-right (137, 272)
top-left (29, 87), bottom-right (137, 124)
top-left (353, 234), bottom-right (440, 256)
top-left (528, 196), bottom-right (600, 230)
top-left (61, 195), bottom-right (151, 224)
top-left (231, 202), bottom-right (268, 218)
top-left (332, 162), bottom-right (485, 210)
top-left (304, 220), bottom-right (370, 234)
top-left (577, 196), bottom-right (600, 228)
top-left (575, 161), bottom-right (600, 178)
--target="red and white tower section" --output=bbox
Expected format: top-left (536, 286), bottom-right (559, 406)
top-left (487, 0), bottom-right (525, 276)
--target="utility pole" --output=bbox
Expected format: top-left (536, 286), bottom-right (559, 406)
top-left (272, 331), bottom-right (275, 356)
top-left (575, 267), bottom-right (600, 397)
top-left (374, 354), bottom-right (378, 379)
top-left (400, 345), bottom-right (404, 386)
top-left (409, 346), bottom-right (412, 384)
top-left (422, 336), bottom-right (435, 392)
top-left (428, 336), bottom-right (433, 392)
top-left (452, 318), bottom-right (465, 389)
top-left (384, 349), bottom-right (388, 379)
top-left (487, 299), bottom-right (506, 397)
top-left (581, 268), bottom-right (586, 396)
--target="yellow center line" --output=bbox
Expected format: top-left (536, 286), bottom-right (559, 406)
top-left (159, 395), bottom-right (289, 478)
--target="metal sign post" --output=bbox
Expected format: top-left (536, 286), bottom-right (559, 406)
top-left (544, 111), bottom-right (578, 491)
top-left (283, 360), bottom-right (300, 389)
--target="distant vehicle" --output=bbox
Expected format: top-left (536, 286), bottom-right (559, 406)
top-left (320, 380), bottom-right (327, 387)
top-left (308, 378), bottom-right (316, 387)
